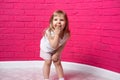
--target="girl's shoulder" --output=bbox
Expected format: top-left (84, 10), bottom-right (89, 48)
top-left (45, 28), bottom-right (52, 35)
top-left (45, 28), bottom-right (54, 37)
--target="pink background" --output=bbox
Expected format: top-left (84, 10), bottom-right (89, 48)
top-left (0, 0), bottom-right (120, 73)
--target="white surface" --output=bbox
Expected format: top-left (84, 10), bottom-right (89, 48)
top-left (0, 61), bottom-right (120, 80)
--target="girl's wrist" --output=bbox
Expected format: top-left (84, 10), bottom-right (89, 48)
top-left (54, 34), bottom-right (60, 40)
top-left (54, 34), bottom-right (60, 37)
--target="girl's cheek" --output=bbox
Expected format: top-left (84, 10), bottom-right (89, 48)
top-left (54, 24), bottom-right (57, 27)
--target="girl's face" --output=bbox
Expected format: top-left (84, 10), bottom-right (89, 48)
top-left (52, 14), bottom-right (66, 31)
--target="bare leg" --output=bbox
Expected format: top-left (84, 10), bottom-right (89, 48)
top-left (53, 59), bottom-right (64, 78)
top-left (43, 60), bottom-right (52, 79)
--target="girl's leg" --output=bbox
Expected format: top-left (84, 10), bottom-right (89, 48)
top-left (43, 60), bottom-right (52, 79)
top-left (53, 59), bottom-right (64, 79)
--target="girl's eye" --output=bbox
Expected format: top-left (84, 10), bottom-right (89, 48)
top-left (60, 19), bottom-right (64, 21)
top-left (54, 19), bottom-right (57, 21)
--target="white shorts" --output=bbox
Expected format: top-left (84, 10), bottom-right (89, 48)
top-left (40, 49), bottom-right (61, 60)
top-left (40, 50), bottom-right (53, 60)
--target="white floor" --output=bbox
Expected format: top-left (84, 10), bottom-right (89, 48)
top-left (0, 61), bottom-right (120, 80)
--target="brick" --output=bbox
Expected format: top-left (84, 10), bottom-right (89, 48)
top-left (101, 23), bottom-right (120, 30)
top-left (98, 58), bottom-right (120, 69)
top-left (2, 40), bottom-right (25, 47)
top-left (99, 16), bottom-right (120, 22)
top-left (13, 3), bottom-right (25, 9)
top-left (52, 4), bottom-right (75, 10)
top-left (68, 9), bottom-right (103, 16)
top-left (0, 52), bottom-right (15, 57)
top-left (102, 1), bottom-right (120, 8)
top-left (1, 45), bottom-right (24, 52)
top-left (22, 3), bottom-right (35, 9)
top-left (0, 45), bottom-right (4, 51)
top-left (73, 28), bottom-right (101, 35)
top-left (100, 51), bottom-right (119, 61)
top-left (24, 45), bottom-right (36, 52)
top-left (0, 0), bottom-right (3, 2)
top-left (0, 28), bottom-right (14, 34)
top-left (23, 40), bottom-right (36, 46)
top-left (24, 22), bottom-right (42, 28)
top-left (0, 15), bottom-right (14, 21)
top-left (34, 34), bottom-right (42, 40)
top-left (0, 9), bottom-right (4, 14)
top-left (0, 3), bottom-right (14, 9)
top-left (101, 37), bottom-right (120, 46)
top-left (101, 30), bottom-right (120, 38)
top-left (100, 43), bottom-right (120, 53)
top-left (4, 0), bottom-right (21, 2)
top-left (4, 9), bottom-right (24, 15)
top-left (0, 40), bottom-right (13, 46)
top-left (4, 0), bottom-right (44, 3)
top-left (14, 16), bottom-right (35, 22)
top-left (0, 22), bottom-right (5, 28)
top-left (35, 16), bottom-right (49, 21)
top-left (24, 34), bottom-right (35, 40)
top-left (34, 4), bottom-right (46, 9)
top-left (75, 2), bottom-right (102, 9)
top-left (13, 40), bottom-right (25, 45)
top-left (102, 8), bottom-right (120, 16)
top-left (109, 45), bottom-right (120, 53)
top-left (25, 10), bottom-right (44, 16)
top-left (69, 15), bottom-right (101, 22)
top-left (43, 10), bottom-right (54, 16)
top-left (70, 15), bottom-right (120, 23)
top-left (44, 0), bottom-right (90, 4)
top-left (14, 28), bottom-right (35, 34)
top-left (3, 34), bottom-right (25, 40)
top-left (3, 22), bottom-right (25, 28)
top-left (14, 51), bottom-right (34, 58)
top-left (14, 3), bottom-right (35, 9)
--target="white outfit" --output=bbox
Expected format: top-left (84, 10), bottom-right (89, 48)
top-left (40, 29), bottom-right (68, 60)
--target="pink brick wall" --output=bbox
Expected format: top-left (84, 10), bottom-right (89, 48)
top-left (0, 0), bottom-right (120, 73)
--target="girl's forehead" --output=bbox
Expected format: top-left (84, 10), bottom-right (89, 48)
top-left (54, 13), bottom-right (64, 17)
top-left (53, 15), bottom-right (64, 19)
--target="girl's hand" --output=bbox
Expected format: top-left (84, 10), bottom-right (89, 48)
top-left (54, 24), bottom-right (61, 36)
top-left (52, 53), bottom-right (60, 62)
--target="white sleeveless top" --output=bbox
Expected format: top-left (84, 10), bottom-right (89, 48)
top-left (40, 29), bottom-right (68, 53)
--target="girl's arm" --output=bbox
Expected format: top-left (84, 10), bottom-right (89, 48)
top-left (55, 34), bottom-right (70, 55)
top-left (46, 26), bottom-right (61, 49)
top-left (52, 42), bottom-right (66, 61)
top-left (46, 32), bottom-right (60, 49)
top-left (52, 35), bottom-right (70, 61)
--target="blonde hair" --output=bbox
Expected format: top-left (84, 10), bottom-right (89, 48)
top-left (47, 10), bottom-right (70, 36)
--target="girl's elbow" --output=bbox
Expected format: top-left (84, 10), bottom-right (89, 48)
top-left (51, 45), bottom-right (59, 50)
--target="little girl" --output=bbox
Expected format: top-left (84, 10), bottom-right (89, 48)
top-left (40, 10), bottom-right (70, 80)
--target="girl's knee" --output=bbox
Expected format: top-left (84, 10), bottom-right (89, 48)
top-left (44, 60), bottom-right (52, 66)
top-left (52, 57), bottom-right (59, 62)
top-left (52, 54), bottom-right (60, 62)
top-left (53, 60), bottom-right (61, 66)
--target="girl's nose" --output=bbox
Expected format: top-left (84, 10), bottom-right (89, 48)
top-left (58, 21), bottom-right (61, 24)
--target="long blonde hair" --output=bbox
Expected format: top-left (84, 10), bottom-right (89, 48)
top-left (47, 10), bottom-right (70, 36)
